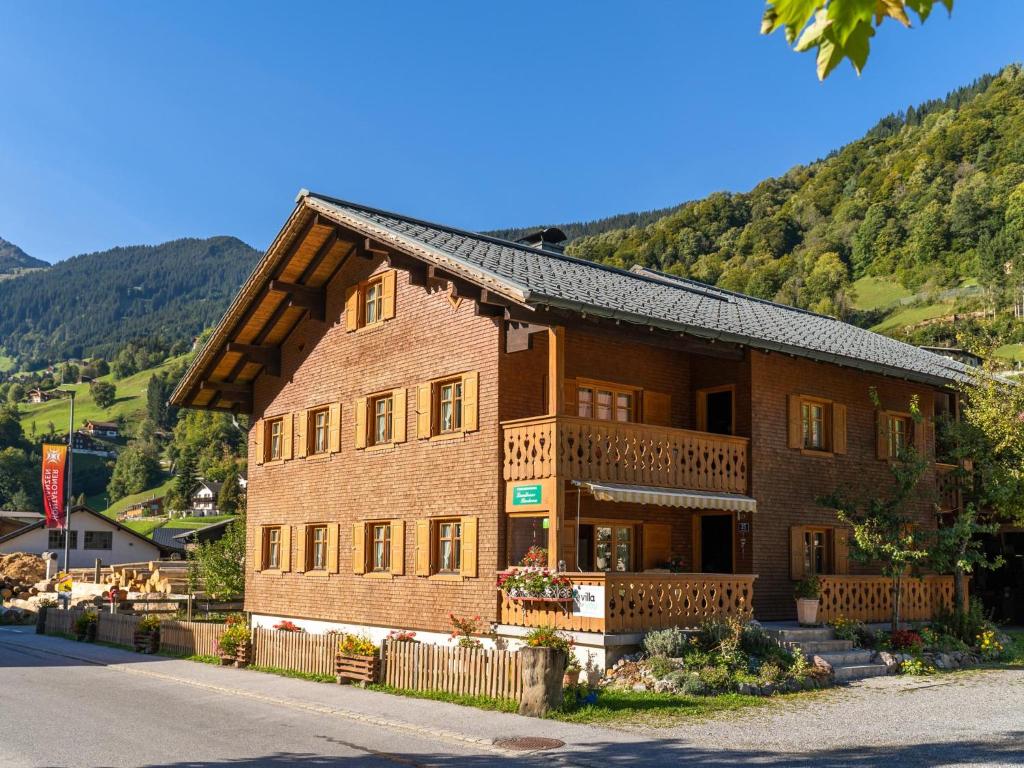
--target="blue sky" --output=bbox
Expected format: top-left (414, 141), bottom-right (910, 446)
top-left (2, 2), bottom-right (1024, 263)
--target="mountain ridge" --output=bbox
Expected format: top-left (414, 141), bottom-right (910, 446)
top-left (0, 237), bottom-right (49, 274)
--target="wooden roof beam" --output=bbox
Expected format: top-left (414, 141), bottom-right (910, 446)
top-left (269, 279), bottom-right (326, 322)
top-left (200, 380), bottom-right (252, 398)
top-left (225, 343), bottom-right (281, 377)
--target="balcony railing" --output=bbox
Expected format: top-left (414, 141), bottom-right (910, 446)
top-left (818, 574), bottom-right (963, 623)
top-left (498, 572), bottom-right (757, 634)
top-left (502, 415), bottom-right (749, 494)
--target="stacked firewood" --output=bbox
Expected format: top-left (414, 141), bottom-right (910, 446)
top-left (0, 553), bottom-right (46, 601)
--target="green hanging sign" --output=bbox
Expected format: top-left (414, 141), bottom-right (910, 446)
top-left (511, 483), bottom-right (543, 506)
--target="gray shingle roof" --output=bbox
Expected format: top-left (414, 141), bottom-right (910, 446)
top-left (304, 192), bottom-right (973, 387)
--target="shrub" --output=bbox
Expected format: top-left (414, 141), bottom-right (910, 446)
top-left (900, 657), bottom-right (935, 676)
top-left (888, 629), bottom-right (924, 651)
top-left (977, 630), bottom-right (1004, 660)
top-left (697, 665), bottom-right (735, 693)
top-left (74, 610), bottom-right (98, 636)
top-left (930, 598), bottom-right (992, 645)
top-left (524, 626), bottom-right (573, 653)
top-left (645, 655), bottom-right (679, 680)
top-left (449, 614), bottom-right (484, 648)
top-left (337, 633), bottom-right (377, 656)
top-left (643, 627), bottom-right (690, 658)
top-left (794, 575), bottom-right (821, 600)
top-left (138, 614), bottom-right (161, 633)
top-left (757, 661), bottom-right (785, 686)
top-left (666, 670), bottom-right (707, 695)
top-left (740, 623), bottom-right (777, 656)
top-left (828, 615), bottom-right (865, 643)
top-left (217, 622), bottom-right (251, 656)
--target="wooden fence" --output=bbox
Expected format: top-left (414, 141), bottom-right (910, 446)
top-left (382, 640), bottom-right (523, 701)
top-left (44, 608), bottom-right (83, 636)
top-left (251, 627), bottom-right (338, 677)
top-left (158, 620), bottom-right (226, 657)
top-left (818, 575), bottom-right (963, 623)
top-left (96, 613), bottom-right (142, 646)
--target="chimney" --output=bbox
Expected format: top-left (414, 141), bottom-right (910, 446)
top-left (515, 227), bottom-right (567, 255)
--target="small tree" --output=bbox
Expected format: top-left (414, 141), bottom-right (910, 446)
top-left (91, 381), bottom-right (117, 409)
top-left (819, 391), bottom-right (931, 632)
top-left (187, 514), bottom-right (246, 598)
top-left (169, 450), bottom-right (199, 513)
top-left (217, 464), bottom-right (242, 515)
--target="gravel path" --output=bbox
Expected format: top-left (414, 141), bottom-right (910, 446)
top-left (644, 669), bottom-right (1024, 766)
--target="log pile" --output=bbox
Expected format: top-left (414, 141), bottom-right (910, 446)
top-left (0, 553), bottom-right (46, 601)
top-left (101, 561), bottom-right (194, 595)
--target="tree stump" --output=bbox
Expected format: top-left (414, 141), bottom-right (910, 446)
top-left (518, 646), bottom-right (567, 718)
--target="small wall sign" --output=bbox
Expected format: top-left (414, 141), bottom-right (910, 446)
top-left (511, 483), bottom-right (543, 506)
top-left (572, 584), bottom-right (605, 619)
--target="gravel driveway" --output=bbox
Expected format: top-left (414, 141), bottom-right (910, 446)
top-left (640, 669), bottom-right (1024, 766)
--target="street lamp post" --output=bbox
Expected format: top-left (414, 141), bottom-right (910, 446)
top-left (63, 391), bottom-right (75, 576)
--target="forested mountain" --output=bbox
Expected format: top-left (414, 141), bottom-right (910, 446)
top-left (0, 236), bottom-right (260, 362)
top-left (0, 237), bottom-right (48, 274)
top-left (495, 66), bottom-right (1024, 325)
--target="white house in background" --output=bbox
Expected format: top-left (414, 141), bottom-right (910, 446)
top-left (189, 480), bottom-right (223, 516)
top-left (0, 505), bottom-right (168, 568)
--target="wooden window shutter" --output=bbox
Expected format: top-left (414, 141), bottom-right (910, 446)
top-left (833, 527), bottom-right (850, 575)
top-left (876, 411), bottom-right (888, 459)
top-left (416, 383), bottom-right (432, 438)
top-left (461, 371), bottom-right (479, 432)
top-left (352, 523), bottom-right (366, 574)
top-left (281, 412), bottom-right (294, 461)
top-left (642, 523), bottom-right (673, 569)
top-left (787, 395), bottom-right (802, 449)
top-left (344, 285), bottom-right (359, 331)
top-left (295, 410), bottom-right (308, 459)
top-left (642, 391), bottom-right (672, 427)
top-left (460, 516), bottom-right (478, 577)
top-left (390, 520), bottom-right (405, 575)
top-left (913, 416), bottom-right (931, 459)
top-left (327, 523), bottom-right (340, 573)
top-left (255, 526), bottom-right (265, 572)
top-left (789, 525), bottom-right (806, 580)
top-left (280, 525), bottom-right (292, 572)
top-left (254, 420), bottom-right (265, 466)
top-left (563, 379), bottom-right (577, 416)
top-left (354, 396), bottom-right (367, 449)
top-left (415, 519), bottom-right (431, 576)
top-left (381, 269), bottom-right (397, 320)
top-left (562, 521), bottom-right (577, 572)
top-left (392, 388), bottom-right (407, 443)
top-left (832, 403), bottom-right (847, 455)
top-left (296, 525), bottom-right (308, 573)
top-left (328, 403), bottom-right (342, 454)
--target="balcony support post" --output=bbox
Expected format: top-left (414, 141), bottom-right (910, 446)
top-left (546, 326), bottom-right (565, 569)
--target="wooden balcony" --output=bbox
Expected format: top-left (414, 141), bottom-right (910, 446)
top-left (818, 574), bottom-right (963, 623)
top-left (498, 572), bottom-right (757, 634)
top-left (502, 415), bottom-right (750, 494)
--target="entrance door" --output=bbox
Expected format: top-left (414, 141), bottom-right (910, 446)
top-left (699, 514), bottom-right (734, 573)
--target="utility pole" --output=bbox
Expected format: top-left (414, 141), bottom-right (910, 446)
top-left (63, 390), bottom-right (75, 575)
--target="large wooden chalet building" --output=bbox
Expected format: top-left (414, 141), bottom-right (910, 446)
top-left (171, 190), bottom-right (970, 663)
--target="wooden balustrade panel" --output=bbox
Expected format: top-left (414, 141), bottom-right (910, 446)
top-left (818, 575), bottom-right (960, 623)
top-left (502, 418), bottom-right (556, 481)
top-left (497, 575), bottom-right (607, 632)
top-left (382, 640), bottom-right (522, 701)
top-left (604, 574), bottom-right (756, 632)
top-left (159, 620), bottom-right (226, 657)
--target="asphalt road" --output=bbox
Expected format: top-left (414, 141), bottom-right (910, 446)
top-left (1, 627), bottom-right (1022, 768)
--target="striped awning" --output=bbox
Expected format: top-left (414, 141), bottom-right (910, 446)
top-left (572, 481), bottom-right (757, 513)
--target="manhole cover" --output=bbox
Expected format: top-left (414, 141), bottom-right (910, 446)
top-left (494, 736), bottom-right (565, 752)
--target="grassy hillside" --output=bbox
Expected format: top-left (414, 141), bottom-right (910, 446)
top-left (850, 277), bottom-right (912, 311)
top-left (101, 475), bottom-right (173, 518)
top-left (0, 353), bottom-right (14, 373)
top-left (17, 354), bottom-right (188, 435)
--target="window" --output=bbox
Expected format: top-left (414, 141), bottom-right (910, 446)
top-left (436, 520), bottom-right (462, 573)
top-left (83, 531), bottom-right (113, 550)
top-left (310, 408), bottom-right (330, 455)
top-left (576, 381), bottom-right (636, 423)
top-left (371, 394), bottom-right (393, 445)
top-left (886, 414), bottom-right (912, 458)
top-left (264, 526), bottom-right (282, 569)
top-left (371, 523), bottom-right (391, 572)
top-left (436, 379), bottom-right (463, 433)
top-left (48, 530), bottom-right (78, 549)
top-left (364, 277), bottom-right (383, 325)
top-left (308, 525), bottom-right (327, 570)
top-left (267, 418), bottom-right (284, 461)
top-left (801, 401), bottom-right (826, 450)
top-left (803, 528), bottom-right (833, 576)
top-left (594, 525), bottom-right (633, 572)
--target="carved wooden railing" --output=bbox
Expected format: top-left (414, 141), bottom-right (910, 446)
top-left (498, 572), bottom-right (757, 634)
top-left (935, 462), bottom-right (960, 513)
top-left (502, 415), bottom-right (750, 494)
top-left (818, 574), bottom-right (964, 623)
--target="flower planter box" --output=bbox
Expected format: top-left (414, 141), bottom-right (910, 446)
top-left (133, 629), bottom-right (160, 654)
top-left (336, 653), bottom-right (380, 686)
top-left (234, 641), bottom-right (251, 669)
top-left (507, 596), bottom-right (574, 603)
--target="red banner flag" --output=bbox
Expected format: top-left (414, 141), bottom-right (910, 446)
top-left (42, 443), bottom-right (67, 529)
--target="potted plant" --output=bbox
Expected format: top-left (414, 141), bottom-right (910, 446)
top-left (385, 629), bottom-right (417, 644)
top-left (336, 633), bottom-right (380, 685)
top-left (519, 626), bottom-right (572, 717)
top-left (133, 614), bottom-right (161, 653)
top-left (794, 575), bottom-right (821, 626)
top-left (272, 619), bottom-right (304, 632)
top-left (74, 610), bottom-right (98, 642)
top-left (217, 621), bottom-right (252, 667)
top-left (497, 568), bottom-right (573, 601)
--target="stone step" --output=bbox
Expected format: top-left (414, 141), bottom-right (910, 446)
top-left (833, 663), bottom-right (890, 682)
top-left (813, 649), bottom-right (875, 666)
top-left (790, 639), bottom-right (854, 654)
top-left (769, 627), bottom-right (835, 642)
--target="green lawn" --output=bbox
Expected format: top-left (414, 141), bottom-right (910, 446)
top-left (851, 276), bottom-right (912, 311)
top-left (17, 354), bottom-right (188, 435)
top-left (993, 343), bottom-right (1024, 362)
top-left (162, 515), bottom-right (234, 529)
top-left (870, 302), bottom-right (953, 332)
top-left (122, 519), bottom-right (166, 537)
top-left (0, 353), bottom-right (15, 373)
top-left (547, 689), bottom-right (771, 726)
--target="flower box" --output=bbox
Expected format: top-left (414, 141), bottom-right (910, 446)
top-left (507, 595), bottom-right (574, 603)
top-left (336, 653), bottom-right (380, 685)
top-left (234, 641), bottom-right (251, 669)
top-left (133, 629), bottom-right (159, 654)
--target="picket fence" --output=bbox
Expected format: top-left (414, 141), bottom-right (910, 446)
top-left (382, 639), bottom-right (523, 701)
top-left (159, 620), bottom-right (226, 657)
top-left (252, 627), bottom-right (337, 676)
top-left (43, 607), bottom-right (83, 636)
top-left (95, 613), bottom-right (142, 646)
